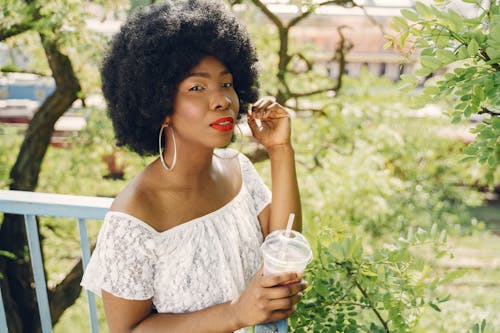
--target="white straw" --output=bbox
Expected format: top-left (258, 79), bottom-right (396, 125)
top-left (278, 213), bottom-right (296, 261)
top-left (285, 213), bottom-right (295, 237)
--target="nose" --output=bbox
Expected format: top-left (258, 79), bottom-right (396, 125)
top-left (212, 93), bottom-right (232, 111)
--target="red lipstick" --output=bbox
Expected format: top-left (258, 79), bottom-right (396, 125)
top-left (210, 117), bottom-right (234, 132)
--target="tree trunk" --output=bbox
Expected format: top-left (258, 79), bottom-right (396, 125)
top-left (0, 32), bottom-right (81, 333)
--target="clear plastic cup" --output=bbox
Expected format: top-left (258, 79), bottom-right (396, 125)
top-left (254, 229), bottom-right (312, 333)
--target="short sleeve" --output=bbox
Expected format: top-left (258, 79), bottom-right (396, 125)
top-left (81, 212), bottom-right (157, 300)
top-left (239, 153), bottom-right (272, 215)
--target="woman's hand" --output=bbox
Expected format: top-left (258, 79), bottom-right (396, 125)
top-left (247, 97), bottom-right (292, 150)
top-left (230, 267), bottom-right (308, 327)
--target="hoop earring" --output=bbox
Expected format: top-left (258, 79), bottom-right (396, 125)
top-left (159, 124), bottom-right (177, 171)
top-left (213, 123), bottom-right (243, 160)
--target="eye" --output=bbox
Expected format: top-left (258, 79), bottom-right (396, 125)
top-left (189, 85), bottom-right (204, 92)
top-left (222, 82), bottom-right (233, 88)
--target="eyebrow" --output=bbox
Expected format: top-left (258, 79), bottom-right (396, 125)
top-left (186, 69), bottom-right (232, 79)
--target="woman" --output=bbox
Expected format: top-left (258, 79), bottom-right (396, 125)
top-left (81, 1), bottom-right (306, 332)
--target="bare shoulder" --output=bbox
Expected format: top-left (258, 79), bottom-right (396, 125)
top-left (110, 171), bottom-right (164, 227)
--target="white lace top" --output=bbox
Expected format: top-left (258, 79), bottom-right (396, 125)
top-left (81, 152), bottom-right (271, 332)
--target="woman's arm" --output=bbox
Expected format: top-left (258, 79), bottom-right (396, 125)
top-left (102, 269), bottom-right (307, 333)
top-left (267, 144), bottom-right (301, 233)
top-left (248, 98), bottom-right (302, 236)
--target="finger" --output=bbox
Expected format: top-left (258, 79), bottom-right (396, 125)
top-left (252, 98), bottom-right (276, 112)
top-left (247, 112), bottom-right (261, 133)
top-left (268, 293), bottom-right (303, 311)
top-left (252, 99), bottom-right (266, 110)
top-left (266, 281), bottom-right (308, 300)
top-left (253, 96), bottom-right (276, 108)
top-left (252, 104), bottom-right (272, 119)
top-left (261, 272), bottom-right (299, 288)
top-left (250, 106), bottom-right (265, 120)
top-left (267, 305), bottom-right (297, 322)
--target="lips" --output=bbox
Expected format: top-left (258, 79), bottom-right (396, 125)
top-left (210, 117), bottom-right (234, 132)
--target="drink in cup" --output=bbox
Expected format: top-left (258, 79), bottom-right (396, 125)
top-left (254, 228), bottom-right (312, 333)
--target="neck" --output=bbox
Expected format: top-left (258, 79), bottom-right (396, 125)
top-left (157, 140), bottom-right (218, 190)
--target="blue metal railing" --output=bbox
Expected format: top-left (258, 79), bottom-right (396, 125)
top-left (0, 190), bottom-right (113, 333)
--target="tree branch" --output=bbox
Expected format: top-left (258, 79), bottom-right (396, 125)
top-left (290, 86), bottom-right (339, 98)
top-left (478, 106), bottom-right (500, 116)
top-left (249, 0), bottom-right (284, 30)
top-left (289, 52), bottom-right (313, 73)
top-left (479, 49), bottom-right (500, 71)
top-left (48, 257), bottom-right (84, 323)
top-left (287, 1), bottom-right (357, 29)
top-left (0, 23), bottom-right (33, 41)
top-left (0, 1), bottom-right (41, 42)
top-left (353, 279), bottom-right (390, 332)
top-left (331, 25), bottom-right (353, 92)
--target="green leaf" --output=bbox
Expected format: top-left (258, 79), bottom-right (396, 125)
top-left (361, 269), bottom-right (378, 277)
top-left (487, 155), bottom-right (496, 167)
top-left (407, 226), bottom-right (414, 242)
top-left (329, 242), bottom-right (345, 261)
top-left (421, 56), bottom-right (442, 70)
top-left (448, 9), bottom-right (464, 30)
top-left (430, 223), bottom-right (438, 237)
top-left (415, 2), bottom-right (433, 19)
top-left (414, 68), bottom-right (432, 77)
top-left (492, 116), bottom-right (500, 129)
top-left (436, 49), bottom-right (457, 63)
top-left (460, 156), bottom-right (477, 162)
top-left (429, 302), bottom-right (441, 312)
top-left (490, 24), bottom-right (500, 42)
top-left (468, 39), bottom-right (480, 57)
top-left (464, 145), bottom-right (478, 155)
top-left (421, 48), bottom-right (435, 56)
top-left (0, 250), bottom-right (16, 260)
top-left (393, 16), bottom-right (408, 29)
top-left (481, 319), bottom-right (487, 332)
top-left (485, 46), bottom-right (500, 59)
top-left (399, 30), bottom-right (409, 48)
top-left (423, 85), bottom-right (440, 95)
top-left (458, 45), bottom-right (469, 59)
top-left (401, 9), bottom-right (419, 22)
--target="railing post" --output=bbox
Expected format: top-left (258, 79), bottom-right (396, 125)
top-left (77, 218), bottom-right (99, 333)
top-left (24, 214), bottom-right (53, 333)
top-left (0, 190), bottom-right (113, 332)
top-left (0, 286), bottom-right (8, 333)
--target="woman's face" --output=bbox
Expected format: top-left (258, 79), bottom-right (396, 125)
top-left (171, 55), bottom-right (240, 149)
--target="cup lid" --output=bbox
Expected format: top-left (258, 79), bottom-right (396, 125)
top-left (261, 229), bottom-right (312, 268)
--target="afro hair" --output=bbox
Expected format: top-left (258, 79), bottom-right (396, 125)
top-left (101, 0), bottom-right (260, 156)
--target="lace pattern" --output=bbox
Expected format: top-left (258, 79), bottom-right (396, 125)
top-left (81, 152), bottom-right (271, 332)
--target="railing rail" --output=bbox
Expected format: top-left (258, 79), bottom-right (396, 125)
top-left (0, 190), bottom-right (113, 333)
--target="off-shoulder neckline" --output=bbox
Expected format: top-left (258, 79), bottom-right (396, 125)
top-left (107, 151), bottom-right (247, 236)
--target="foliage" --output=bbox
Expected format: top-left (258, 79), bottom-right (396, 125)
top-left (0, 71), bottom-right (494, 333)
top-left (236, 0), bottom-right (355, 106)
top-left (291, 72), bottom-right (487, 238)
top-left (1, 0), bottom-right (110, 94)
top-left (37, 107), bottom-right (151, 197)
top-left (251, 72), bottom-right (494, 332)
top-left (1, 1), bottom-right (497, 331)
top-left (386, 0), bottom-right (500, 183)
top-left (290, 225), bottom-right (456, 333)
top-left (467, 319), bottom-right (487, 333)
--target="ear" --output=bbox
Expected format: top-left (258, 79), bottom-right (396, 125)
top-left (163, 116), bottom-right (171, 126)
